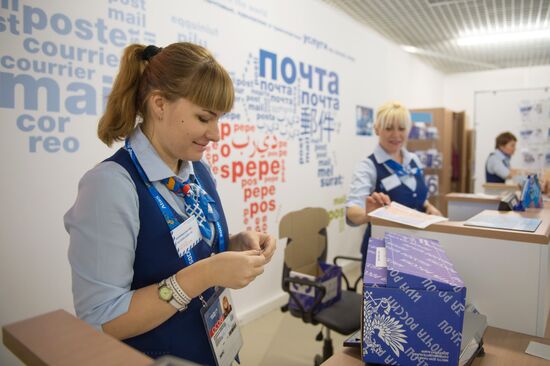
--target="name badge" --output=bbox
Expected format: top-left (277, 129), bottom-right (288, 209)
top-left (201, 288), bottom-right (242, 366)
top-left (381, 174), bottom-right (401, 191)
top-left (171, 216), bottom-right (201, 257)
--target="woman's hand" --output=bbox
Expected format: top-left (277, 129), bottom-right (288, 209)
top-left (366, 192), bottom-right (391, 214)
top-left (210, 250), bottom-right (266, 289)
top-left (229, 231), bottom-right (276, 263)
top-left (425, 202), bottom-right (443, 216)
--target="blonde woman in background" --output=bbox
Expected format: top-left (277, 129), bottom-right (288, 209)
top-left (346, 101), bottom-right (441, 270)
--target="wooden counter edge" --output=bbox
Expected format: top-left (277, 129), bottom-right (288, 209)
top-left (321, 347), bottom-right (362, 366)
top-left (2, 309), bottom-right (153, 366)
top-left (482, 183), bottom-right (520, 190)
top-left (3, 326), bottom-right (45, 366)
top-left (322, 327), bottom-right (550, 366)
top-left (446, 193), bottom-right (501, 204)
top-left (370, 209), bottom-right (550, 245)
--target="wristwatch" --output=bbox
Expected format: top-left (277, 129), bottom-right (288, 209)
top-left (158, 280), bottom-right (173, 300)
top-left (158, 279), bottom-right (185, 310)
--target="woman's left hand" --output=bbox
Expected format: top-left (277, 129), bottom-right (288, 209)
top-left (229, 231), bottom-right (277, 263)
top-left (425, 203), bottom-right (443, 216)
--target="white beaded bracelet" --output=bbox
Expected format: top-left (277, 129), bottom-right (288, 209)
top-left (167, 274), bottom-right (192, 311)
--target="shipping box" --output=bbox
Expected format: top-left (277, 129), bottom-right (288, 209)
top-left (362, 233), bottom-right (466, 365)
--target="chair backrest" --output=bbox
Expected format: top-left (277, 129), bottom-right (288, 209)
top-left (279, 207), bottom-right (330, 292)
top-left (281, 229), bottom-right (328, 292)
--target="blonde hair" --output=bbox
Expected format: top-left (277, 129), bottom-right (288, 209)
top-left (98, 42), bottom-right (235, 146)
top-left (374, 101), bottom-right (411, 131)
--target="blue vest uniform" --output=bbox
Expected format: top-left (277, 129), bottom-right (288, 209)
top-left (106, 148), bottom-right (229, 365)
top-left (485, 152), bottom-right (507, 183)
top-left (360, 154), bottom-right (428, 270)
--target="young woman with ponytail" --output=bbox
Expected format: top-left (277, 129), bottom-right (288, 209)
top-left (65, 43), bottom-right (276, 364)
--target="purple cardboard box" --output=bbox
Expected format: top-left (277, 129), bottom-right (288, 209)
top-left (384, 232), bottom-right (464, 291)
top-left (363, 233), bottom-right (466, 366)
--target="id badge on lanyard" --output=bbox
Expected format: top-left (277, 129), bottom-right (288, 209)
top-left (200, 288), bottom-right (242, 366)
top-left (172, 216), bottom-right (201, 258)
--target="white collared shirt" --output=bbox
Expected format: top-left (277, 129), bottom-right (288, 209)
top-left (345, 144), bottom-right (424, 211)
top-left (486, 149), bottom-right (511, 180)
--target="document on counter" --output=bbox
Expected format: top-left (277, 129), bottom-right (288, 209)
top-left (464, 212), bottom-right (542, 232)
top-left (368, 201), bottom-right (448, 229)
top-left (525, 341), bottom-right (550, 361)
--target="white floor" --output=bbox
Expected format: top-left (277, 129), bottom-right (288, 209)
top-left (238, 264), bottom-right (361, 365)
top-left (239, 307), bottom-right (349, 365)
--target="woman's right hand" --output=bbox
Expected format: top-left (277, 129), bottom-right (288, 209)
top-left (366, 192), bottom-right (391, 214)
top-left (210, 250), bottom-right (266, 289)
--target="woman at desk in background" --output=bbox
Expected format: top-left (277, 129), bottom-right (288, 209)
top-left (485, 131), bottom-right (518, 183)
top-left (64, 42), bottom-right (276, 365)
top-left (346, 101), bottom-right (442, 270)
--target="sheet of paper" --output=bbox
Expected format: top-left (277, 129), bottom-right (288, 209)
top-left (464, 213), bottom-right (542, 232)
top-left (368, 201), bottom-right (448, 229)
top-left (525, 341), bottom-right (550, 361)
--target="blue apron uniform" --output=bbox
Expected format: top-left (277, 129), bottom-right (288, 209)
top-left (106, 148), bottom-right (229, 365)
top-left (360, 154), bottom-right (428, 270)
top-left (485, 152), bottom-right (508, 183)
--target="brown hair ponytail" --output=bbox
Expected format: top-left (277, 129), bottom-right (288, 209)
top-left (98, 42), bottom-right (234, 147)
top-left (98, 44), bottom-right (146, 146)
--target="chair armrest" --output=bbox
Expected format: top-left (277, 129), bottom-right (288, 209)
top-left (333, 255), bottom-right (362, 292)
top-left (282, 276), bottom-right (326, 324)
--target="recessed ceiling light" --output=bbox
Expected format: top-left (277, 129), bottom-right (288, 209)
top-left (457, 29), bottom-right (550, 46)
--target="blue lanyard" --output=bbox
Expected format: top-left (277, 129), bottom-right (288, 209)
top-left (193, 174), bottom-right (226, 253)
top-left (125, 139), bottom-right (226, 264)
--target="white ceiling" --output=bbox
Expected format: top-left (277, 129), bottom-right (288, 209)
top-left (321, 0), bottom-right (550, 74)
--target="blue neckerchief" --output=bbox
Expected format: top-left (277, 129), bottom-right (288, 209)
top-left (192, 173), bottom-right (226, 253)
top-left (161, 175), bottom-right (226, 252)
top-left (384, 159), bottom-right (421, 178)
top-left (124, 139), bottom-right (227, 263)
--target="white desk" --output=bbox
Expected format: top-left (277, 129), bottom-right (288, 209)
top-left (371, 208), bottom-right (550, 337)
top-left (446, 193), bottom-right (501, 221)
top-left (482, 183), bottom-right (519, 196)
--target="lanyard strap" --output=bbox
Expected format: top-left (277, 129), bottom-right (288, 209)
top-left (125, 139), bottom-right (220, 265)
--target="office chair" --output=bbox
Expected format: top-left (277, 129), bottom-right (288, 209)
top-left (279, 207), bottom-right (363, 366)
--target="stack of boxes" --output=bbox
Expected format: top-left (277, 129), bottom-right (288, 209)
top-left (363, 232), bottom-right (466, 365)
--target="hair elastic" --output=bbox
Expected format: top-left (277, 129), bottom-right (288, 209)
top-left (142, 45), bottom-right (162, 61)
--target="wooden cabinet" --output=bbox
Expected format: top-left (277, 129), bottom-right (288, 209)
top-left (408, 108), bottom-right (470, 215)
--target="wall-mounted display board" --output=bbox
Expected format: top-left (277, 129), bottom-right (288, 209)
top-left (474, 88), bottom-right (550, 193)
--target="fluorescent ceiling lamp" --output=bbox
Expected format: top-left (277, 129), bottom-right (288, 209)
top-left (400, 44), bottom-right (498, 69)
top-left (457, 29), bottom-right (550, 46)
top-left (401, 45), bottom-right (418, 53)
